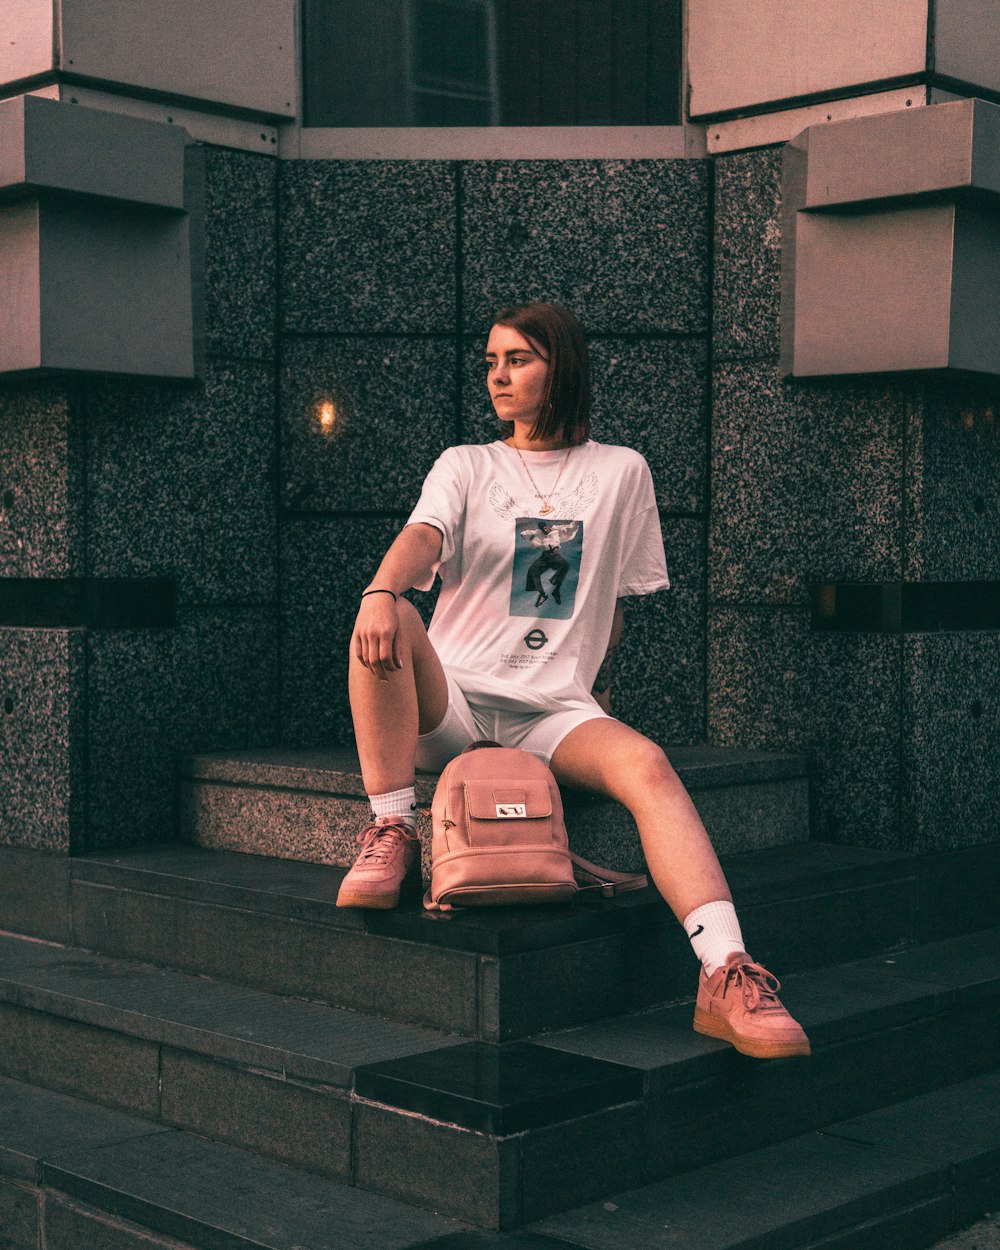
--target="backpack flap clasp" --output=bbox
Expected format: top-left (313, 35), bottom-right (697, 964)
top-left (463, 779), bottom-right (554, 845)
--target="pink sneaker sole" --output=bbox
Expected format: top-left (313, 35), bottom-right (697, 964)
top-left (693, 1005), bottom-right (812, 1059)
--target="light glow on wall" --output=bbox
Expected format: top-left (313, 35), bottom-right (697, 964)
top-left (317, 399), bottom-right (338, 435)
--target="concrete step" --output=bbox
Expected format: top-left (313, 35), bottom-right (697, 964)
top-left (0, 1074), bottom-right (466, 1249)
top-left (0, 929), bottom-right (457, 1185)
top-left (531, 1071), bottom-right (1000, 1250)
top-left (1, 1054), bottom-right (998, 1246)
top-left (67, 840), bottom-right (917, 1038)
top-left (1, 922), bottom-right (997, 1228)
top-left (180, 744), bottom-right (812, 875)
top-left (333, 929), bottom-right (1000, 1225)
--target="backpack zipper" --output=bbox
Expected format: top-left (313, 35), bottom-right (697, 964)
top-left (440, 758), bottom-right (456, 830)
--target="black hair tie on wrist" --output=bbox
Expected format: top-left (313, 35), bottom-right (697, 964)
top-left (361, 588), bottom-right (397, 602)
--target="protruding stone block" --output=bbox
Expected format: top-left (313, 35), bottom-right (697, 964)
top-left (0, 95), bottom-right (188, 208)
top-left (801, 98), bottom-right (1000, 209)
top-left (782, 101), bottom-right (1000, 380)
top-left (0, 98), bottom-right (201, 380)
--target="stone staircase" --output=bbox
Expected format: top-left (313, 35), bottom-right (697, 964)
top-left (0, 746), bottom-right (998, 1249)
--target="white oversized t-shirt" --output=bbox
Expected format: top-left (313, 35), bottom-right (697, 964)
top-left (406, 439), bottom-right (669, 715)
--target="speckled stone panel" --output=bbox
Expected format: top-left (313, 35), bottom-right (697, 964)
top-left (713, 148), bottom-right (783, 362)
top-left (903, 632), bottom-right (1000, 851)
top-left (0, 382), bottom-right (83, 577)
top-left (85, 363), bottom-right (277, 605)
top-left (462, 160), bottom-right (710, 335)
top-left (279, 337), bottom-right (458, 512)
top-left (711, 362), bottom-right (906, 604)
top-left (617, 518), bottom-right (704, 746)
top-left (86, 608), bottom-right (278, 849)
top-left (280, 161), bottom-right (456, 334)
top-left (204, 147), bottom-right (277, 361)
top-left (905, 386), bottom-right (1000, 581)
top-left (564, 777), bottom-right (808, 873)
top-left (590, 339), bottom-right (708, 513)
top-left (182, 779), bottom-right (434, 875)
top-left (0, 629), bottom-right (85, 852)
top-left (708, 606), bottom-right (903, 850)
top-left (281, 516), bottom-right (414, 747)
top-left (460, 336), bottom-right (709, 513)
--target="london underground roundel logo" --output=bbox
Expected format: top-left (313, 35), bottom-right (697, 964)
top-left (524, 629), bottom-right (548, 651)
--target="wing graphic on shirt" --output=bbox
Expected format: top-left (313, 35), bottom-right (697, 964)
top-left (488, 481), bottom-right (521, 523)
top-left (552, 471), bottom-right (599, 518)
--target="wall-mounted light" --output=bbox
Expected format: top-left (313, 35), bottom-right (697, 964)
top-left (317, 399), bottom-right (338, 435)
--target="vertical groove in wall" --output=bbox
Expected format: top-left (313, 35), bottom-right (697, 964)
top-left (898, 382), bottom-right (917, 850)
top-left (76, 379), bottom-right (91, 854)
top-left (273, 158), bottom-right (286, 745)
top-left (701, 156), bottom-right (717, 745)
top-left (454, 160), bottom-right (465, 442)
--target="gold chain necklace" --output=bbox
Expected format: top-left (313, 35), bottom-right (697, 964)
top-left (512, 445), bottom-right (572, 516)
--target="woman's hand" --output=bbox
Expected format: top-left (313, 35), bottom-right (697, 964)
top-left (351, 523), bottom-right (442, 680)
top-left (352, 593), bottom-right (404, 681)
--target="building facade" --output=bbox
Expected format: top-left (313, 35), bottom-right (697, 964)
top-left (1, 0), bottom-right (998, 885)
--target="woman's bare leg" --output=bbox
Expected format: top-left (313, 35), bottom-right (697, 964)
top-left (348, 598), bottom-right (449, 794)
top-left (551, 718), bottom-right (810, 1058)
top-left (549, 718), bottom-right (731, 920)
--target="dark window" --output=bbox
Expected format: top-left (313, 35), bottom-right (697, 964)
top-left (303, 0), bottom-right (682, 127)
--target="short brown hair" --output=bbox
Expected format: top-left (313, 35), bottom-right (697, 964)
top-left (491, 301), bottom-right (591, 445)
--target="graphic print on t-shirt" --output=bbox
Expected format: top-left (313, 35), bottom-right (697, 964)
top-left (510, 517), bottom-right (583, 619)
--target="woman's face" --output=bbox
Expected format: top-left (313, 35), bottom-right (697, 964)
top-left (485, 324), bottom-right (550, 428)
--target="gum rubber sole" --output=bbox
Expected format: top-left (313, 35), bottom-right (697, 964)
top-left (692, 1005), bottom-right (812, 1060)
top-left (336, 890), bottom-right (400, 909)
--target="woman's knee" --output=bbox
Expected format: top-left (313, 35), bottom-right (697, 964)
top-left (613, 738), bottom-right (675, 799)
top-left (395, 596), bottom-right (426, 636)
top-left (347, 594), bottom-right (427, 668)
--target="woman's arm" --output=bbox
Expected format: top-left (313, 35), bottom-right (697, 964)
top-left (352, 522), bottom-right (443, 680)
top-left (592, 599), bottom-right (625, 714)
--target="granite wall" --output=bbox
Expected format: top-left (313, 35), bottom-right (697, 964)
top-left (7, 139), bottom-right (992, 857)
top-left (0, 148), bottom-right (280, 852)
top-left (277, 158), bottom-right (712, 753)
top-left (709, 148), bottom-right (1000, 853)
top-left (1, 150), bottom-right (710, 854)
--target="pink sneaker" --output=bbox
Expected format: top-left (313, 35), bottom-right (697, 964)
top-left (336, 817), bottom-right (420, 910)
top-left (693, 950), bottom-right (811, 1059)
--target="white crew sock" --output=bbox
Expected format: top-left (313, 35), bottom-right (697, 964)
top-left (368, 786), bottom-right (417, 829)
top-left (683, 900), bottom-right (747, 976)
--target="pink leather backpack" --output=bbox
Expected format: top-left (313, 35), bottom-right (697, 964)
top-left (424, 741), bottom-right (647, 911)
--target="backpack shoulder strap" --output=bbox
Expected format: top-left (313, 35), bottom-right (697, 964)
top-left (569, 851), bottom-right (648, 897)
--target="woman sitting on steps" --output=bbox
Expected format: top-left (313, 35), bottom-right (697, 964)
top-left (337, 299), bottom-right (810, 1061)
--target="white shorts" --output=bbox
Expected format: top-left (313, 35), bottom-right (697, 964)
top-left (415, 669), bottom-right (610, 771)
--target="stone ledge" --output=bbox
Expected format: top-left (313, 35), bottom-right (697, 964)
top-left (183, 743), bottom-right (810, 795)
top-left (180, 744), bottom-right (812, 874)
